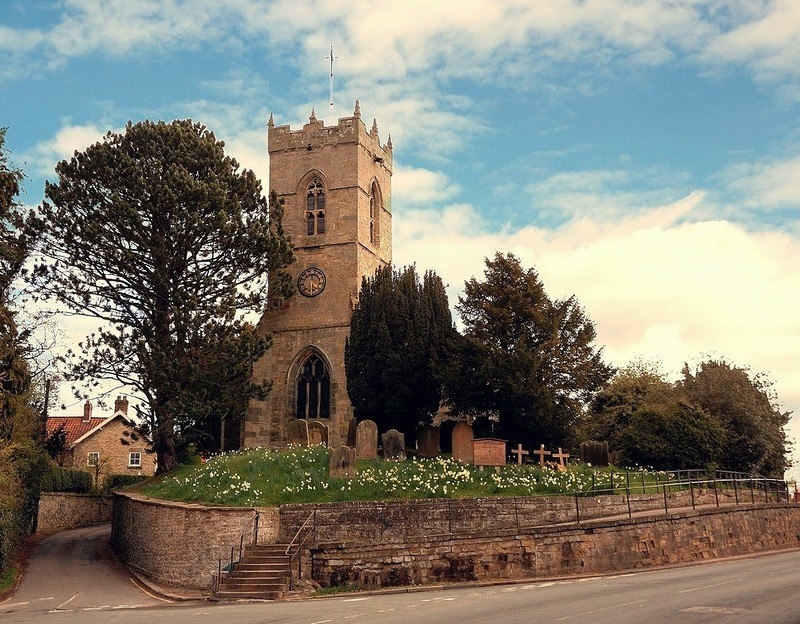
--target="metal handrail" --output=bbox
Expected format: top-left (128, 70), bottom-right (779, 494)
top-left (211, 510), bottom-right (260, 595)
top-left (285, 509), bottom-right (316, 590)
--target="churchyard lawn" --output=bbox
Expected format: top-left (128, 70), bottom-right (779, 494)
top-left (137, 445), bottom-right (680, 507)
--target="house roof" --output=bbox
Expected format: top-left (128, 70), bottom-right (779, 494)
top-left (46, 416), bottom-right (108, 447)
top-left (46, 412), bottom-right (139, 448)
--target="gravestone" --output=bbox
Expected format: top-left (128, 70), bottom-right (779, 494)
top-left (307, 420), bottom-right (328, 447)
top-left (381, 429), bottom-right (406, 461)
top-left (580, 440), bottom-right (609, 467)
top-left (451, 421), bottom-right (474, 463)
top-left (533, 444), bottom-right (551, 467)
top-left (553, 447), bottom-right (570, 467)
top-left (417, 424), bottom-right (440, 458)
top-left (355, 419), bottom-right (378, 459)
top-left (473, 438), bottom-right (507, 468)
top-left (511, 443), bottom-right (529, 465)
top-left (329, 445), bottom-right (356, 478)
top-left (287, 419), bottom-right (309, 447)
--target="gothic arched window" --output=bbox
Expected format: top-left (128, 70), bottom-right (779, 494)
top-left (306, 177), bottom-right (326, 235)
top-left (370, 181), bottom-right (381, 245)
top-left (296, 352), bottom-right (330, 419)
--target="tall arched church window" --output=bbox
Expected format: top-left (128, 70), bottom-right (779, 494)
top-left (369, 181), bottom-right (381, 245)
top-left (296, 352), bottom-right (330, 419)
top-left (306, 177), bottom-right (325, 235)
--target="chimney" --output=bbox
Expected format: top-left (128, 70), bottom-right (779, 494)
top-left (115, 395), bottom-right (129, 415)
top-left (83, 401), bottom-right (92, 422)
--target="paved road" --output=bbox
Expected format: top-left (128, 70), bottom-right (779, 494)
top-left (0, 523), bottom-right (172, 620)
top-left (4, 524), bottom-right (800, 624)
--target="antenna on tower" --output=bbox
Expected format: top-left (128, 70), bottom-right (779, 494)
top-left (325, 42), bottom-right (337, 126)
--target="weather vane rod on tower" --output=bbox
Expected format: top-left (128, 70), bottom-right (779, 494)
top-left (325, 42), bottom-right (337, 126)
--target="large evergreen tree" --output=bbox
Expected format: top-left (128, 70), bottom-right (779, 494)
top-left (345, 265), bottom-right (456, 444)
top-left (446, 252), bottom-right (613, 450)
top-left (32, 120), bottom-right (294, 473)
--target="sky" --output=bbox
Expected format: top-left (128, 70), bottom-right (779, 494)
top-left (2, 1), bottom-right (798, 476)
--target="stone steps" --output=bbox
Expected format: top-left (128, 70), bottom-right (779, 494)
top-left (213, 543), bottom-right (294, 601)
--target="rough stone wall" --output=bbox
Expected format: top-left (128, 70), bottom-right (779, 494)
top-left (37, 492), bottom-right (112, 534)
top-left (111, 489), bottom-right (794, 592)
top-left (279, 490), bottom-right (737, 544)
top-left (309, 505), bottom-right (800, 588)
top-left (111, 493), bottom-right (280, 589)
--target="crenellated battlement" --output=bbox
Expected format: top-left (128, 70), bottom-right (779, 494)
top-left (267, 100), bottom-right (392, 171)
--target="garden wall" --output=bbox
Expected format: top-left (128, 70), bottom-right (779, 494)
top-left (278, 488), bottom-right (737, 543)
top-left (111, 487), bottom-right (796, 592)
top-left (111, 492), bottom-right (280, 589)
top-left (309, 504), bottom-right (800, 587)
top-left (37, 492), bottom-right (112, 534)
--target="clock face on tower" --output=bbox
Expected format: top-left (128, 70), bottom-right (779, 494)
top-left (297, 267), bottom-right (326, 297)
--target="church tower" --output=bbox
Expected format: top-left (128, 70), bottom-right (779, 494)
top-left (243, 101), bottom-right (392, 447)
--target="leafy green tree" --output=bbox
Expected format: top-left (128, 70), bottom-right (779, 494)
top-left (0, 128), bottom-right (47, 578)
top-left (345, 265), bottom-right (456, 444)
top-left (447, 252), bottom-right (613, 450)
top-left (33, 119), bottom-right (294, 473)
top-left (1, 127), bottom-right (42, 445)
top-left (618, 401), bottom-right (724, 470)
top-left (678, 359), bottom-right (790, 477)
top-left (583, 360), bottom-right (675, 452)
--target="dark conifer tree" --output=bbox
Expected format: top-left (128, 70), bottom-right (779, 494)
top-left (446, 252), bottom-right (613, 450)
top-left (345, 265), bottom-right (456, 445)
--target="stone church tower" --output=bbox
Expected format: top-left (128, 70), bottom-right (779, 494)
top-left (243, 101), bottom-right (392, 448)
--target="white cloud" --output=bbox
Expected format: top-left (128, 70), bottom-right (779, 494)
top-left (23, 123), bottom-right (110, 178)
top-left (393, 166), bottom-right (460, 206)
top-left (394, 192), bottom-right (800, 475)
top-left (703, 0), bottom-right (800, 88)
top-left (719, 154), bottom-right (800, 211)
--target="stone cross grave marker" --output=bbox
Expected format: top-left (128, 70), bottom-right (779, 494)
top-left (473, 438), bottom-right (506, 471)
top-left (355, 419), bottom-right (378, 459)
top-left (534, 444), bottom-right (551, 467)
top-left (382, 429), bottom-right (406, 461)
top-left (329, 445), bottom-right (356, 478)
top-left (512, 443), bottom-right (529, 465)
top-left (552, 447), bottom-right (570, 467)
top-left (451, 421), bottom-right (474, 463)
top-left (287, 419), bottom-right (309, 447)
top-left (307, 420), bottom-right (328, 447)
top-left (417, 424), bottom-right (440, 458)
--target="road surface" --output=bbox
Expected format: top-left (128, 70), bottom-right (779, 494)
top-left (3, 523), bottom-right (800, 624)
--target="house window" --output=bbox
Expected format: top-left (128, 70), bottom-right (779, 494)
top-left (87, 452), bottom-right (100, 466)
top-left (128, 452), bottom-right (142, 468)
top-left (305, 177), bottom-right (325, 235)
top-left (296, 352), bottom-right (330, 419)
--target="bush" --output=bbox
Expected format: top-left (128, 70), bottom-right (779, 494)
top-left (103, 474), bottom-right (148, 491)
top-left (0, 443), bottom-right (48, 574)
top-left (39, 465), bottom-right (92, 493)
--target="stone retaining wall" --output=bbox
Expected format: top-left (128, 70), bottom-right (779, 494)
top-left (111, 492), bottom-right (280, 589)
top-left (37, 492), bottom-right (112, 533)
top-left (111, 487), bottom-right (794, 592)
top-left (309, 504), bottom-right (800, 588)
top-left (278, 489), bottom-right (737, 544)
